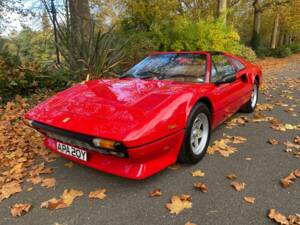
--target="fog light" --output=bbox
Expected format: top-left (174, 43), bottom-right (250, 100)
top-left (92, 138), bottom-right (116, 150)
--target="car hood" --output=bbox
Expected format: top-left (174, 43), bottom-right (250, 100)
top-left (26, 79), bottom-right (209, 147)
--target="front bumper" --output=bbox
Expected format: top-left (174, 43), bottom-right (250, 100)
top-left (44, 130), bottom-right (185, 179)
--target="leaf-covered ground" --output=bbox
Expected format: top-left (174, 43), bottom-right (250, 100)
top-left (0, 54), bottom-right (300, 225)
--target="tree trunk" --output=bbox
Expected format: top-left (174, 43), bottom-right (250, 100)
top-left (289, 34), bottom-right (294, 45)
top-left (250, 0), bottom-right (262, 50)
top-left (270, 13), bottom-right (279, 49)
top-left (279, 32), bottom-right (284, 47)
top-left (68, 0), bottom-right (92, 51)
top-left (253, 2), bottom-right (261, 35)
top-left (217, 0), bottom-right (227, 24)
top-left (283, 34), bottom-right (288, 45)
top-left (284, 34), bottom-right (289, 45)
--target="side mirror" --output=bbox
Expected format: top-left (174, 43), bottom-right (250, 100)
top-left (215, 74), bottom-right (236, 85)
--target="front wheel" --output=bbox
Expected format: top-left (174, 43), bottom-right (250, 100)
top-left (240, 81), bottom-right (259, 113)
top-left (178, 103), bottom-right (211, 164)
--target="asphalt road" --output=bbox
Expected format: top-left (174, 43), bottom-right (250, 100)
top-left (1, 56), bottom-right (300, 225)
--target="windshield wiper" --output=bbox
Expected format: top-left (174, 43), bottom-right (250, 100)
top-left (121, 71), bottom-right (163, 80)
top-left (139, 75), bottom-right (159, 80)
top-left (162, 74), bottom-right (196, 79)
top-left (137, 71), bottom-right (162, 79)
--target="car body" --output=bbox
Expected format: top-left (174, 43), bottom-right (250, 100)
top-left (25, 51), bottom-right (262, 179)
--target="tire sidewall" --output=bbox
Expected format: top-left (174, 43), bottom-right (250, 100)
top-left (251, 81), bottom-right (259, 110)
top-left (240, 80), bottom-right (259, 113)
top-left (180, 103), bottom-right (211, 163)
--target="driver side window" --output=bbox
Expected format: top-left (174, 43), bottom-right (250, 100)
top-left (210, 54), bottom-right (235, 83)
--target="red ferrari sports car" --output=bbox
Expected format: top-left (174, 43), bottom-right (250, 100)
top-left (25, 51), bottom-right (262, 179)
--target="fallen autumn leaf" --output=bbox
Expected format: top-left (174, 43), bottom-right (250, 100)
top-left (194, 182), bottom-right (208, 193)
top-left (10, 203), bottom-right (31, 217)
top-left (191, 169), bottom-right (205, 177)
top-left (41, 178), bottom-right (56, 188)
top-left (226, 173), bottom-right (237, 180)
top-left (268, 209), bottom-right (289, 225)
top-left (89, 189), bottom-right (107, 200)
top-left (231, 181), bottom-right (246, 192)
top-left (166, 194), bottom-right (192, 215)
top-left (149, 189), bottom-right (162, 197)
top-left (0, 181), bottom-right (22, 202)
top-left (281, 172), bottom-right (297, 188)
top-left (244, 196), bottom-right (255, 204)
top-left (41, 188), bottom-right (83, 210)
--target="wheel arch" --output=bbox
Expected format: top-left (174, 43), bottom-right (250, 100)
top-left (248, 72), bottom-right (260, 88)
top-left (250, 65), bottom-right (262, 87)
top-left (254, 75), bottom-right (260, 86)
top-left (196, 96), bottom-right (213, 114)
top-left (193, 96), bottom-right (215, 127)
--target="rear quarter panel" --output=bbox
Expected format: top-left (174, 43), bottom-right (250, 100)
top-left (233, 54), bottom-right (263, 86)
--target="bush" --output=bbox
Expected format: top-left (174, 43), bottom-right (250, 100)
top-left (0, 37), bottom-right (71, 101)
top-left (119, 31), bottom-right (156, 69)
top-left (55, 25), bottom-right (127, 79)
top-left (256, 45), bottom-right (296, 58)
top-left (14, 28), bottom-right (56, 62)
top-left (149, 17), bottom-right (256, 60)
top-left (256, 48), bottom-right (277, 58)
top-left (239, 45), bottom-right (257, 61)
top-left (289, 43), bottom-right (300, 53)
top-left (0, 44), bottom-right (72, 101)
top-left (276, 46), bottom-right (292, 58)
top-left (0, 38), bottom-right (20, 65)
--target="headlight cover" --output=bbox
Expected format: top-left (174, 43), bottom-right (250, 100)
top-left (93, 138), bottom-right (115, 149)
top-left (92, 138), bottom-right (126, 152)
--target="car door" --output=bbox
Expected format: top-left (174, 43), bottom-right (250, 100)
top-left (209, 53), bottom-right (241, 122)
top-left (228, 56), bottom-right (253, 106)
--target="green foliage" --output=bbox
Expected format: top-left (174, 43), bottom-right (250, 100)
top-left (276, 46), bottom-right (292, 58)
top-left (121, 0), bottom-right (179, 31)
top-left (257, 45), bottom-right (296, 58)
top-left (0, 61), bottom-right (72, 100)
top-left (0, 38), bottom-right (20, 65)
top-left (289, 43), bottom-right (300, 53)
top-left (256, 48), bottom-right (276, 58)
top-left (118, 31), bottom-right (156, 68)
top-left (148, 17), bottom-right (256, 60)
top-left (1, 22), bottom-right (128, 101)
top-left (239, 45), bottom-right (257, 61)
top-left (13, 27), bottom-right (56, 62)
top-left (85, 30), bottom-right (127, 77)
top-left (57, 27), bottom-right (127, 79)
top-left (0, 37), bottom-right (72, 100)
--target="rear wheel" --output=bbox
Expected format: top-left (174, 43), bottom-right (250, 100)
top-left (178, 103), bottom-right (211, 164)
top-left (240, 81), bottom-right (258, 113)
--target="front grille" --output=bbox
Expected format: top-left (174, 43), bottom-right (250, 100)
top-left (31, 120), bottom-right (127, 157)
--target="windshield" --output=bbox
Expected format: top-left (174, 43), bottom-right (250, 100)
top-left (123, 53), bottom-right (207, 82)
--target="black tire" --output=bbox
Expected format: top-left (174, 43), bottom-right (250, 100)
top-left (240, 81), bottom-right (259, 113)
top-left (178, 102), bottom-right (211, 164)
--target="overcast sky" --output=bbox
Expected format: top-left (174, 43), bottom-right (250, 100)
top-left (2, 0), bottom-right (42, 36)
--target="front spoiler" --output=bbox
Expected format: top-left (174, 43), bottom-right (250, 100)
top-left (44, 130), bottom-right (185, 179)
